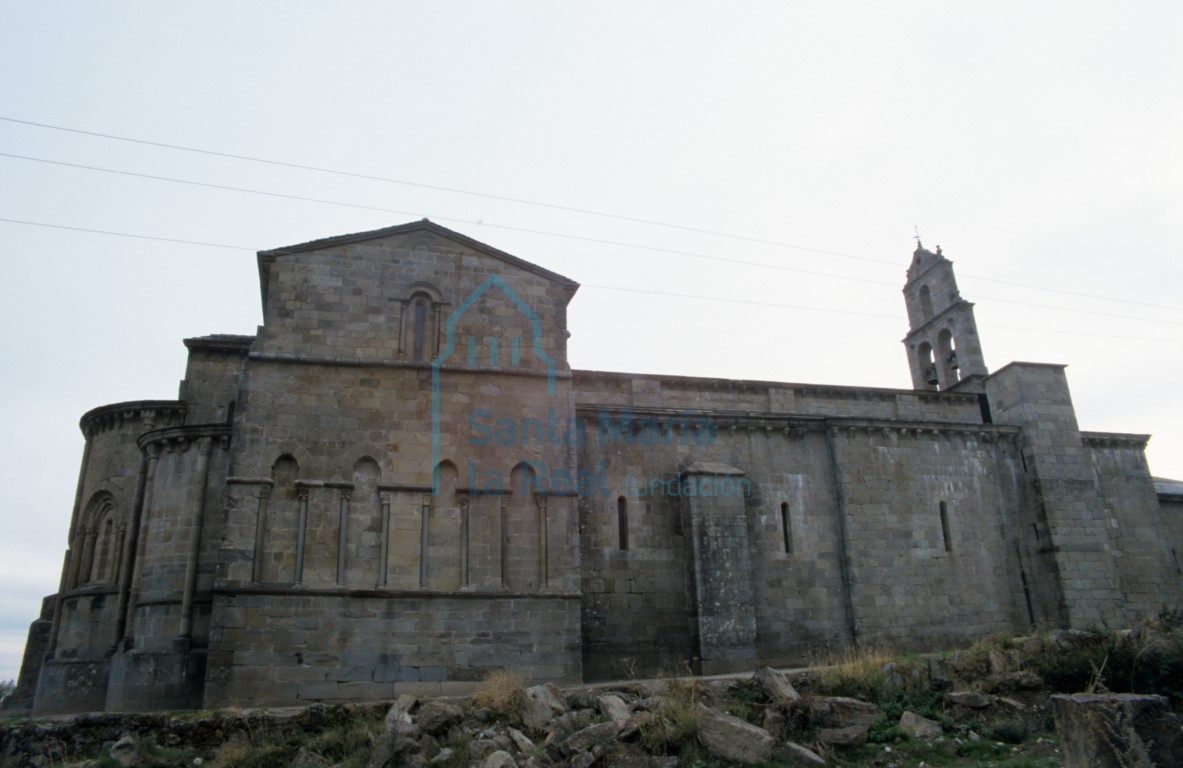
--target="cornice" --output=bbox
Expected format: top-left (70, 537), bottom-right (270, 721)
top-left (80, 401), bottom-right (187, 439)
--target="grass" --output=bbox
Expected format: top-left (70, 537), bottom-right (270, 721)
top-left (472, 669), bottom-right (525, 716)
top-left (808, 643), bottom-right (898, 698)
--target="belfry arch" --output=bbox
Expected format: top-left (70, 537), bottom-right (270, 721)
top-left (902, 244), bottom-right (987, 390)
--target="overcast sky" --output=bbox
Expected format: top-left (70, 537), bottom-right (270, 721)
top-left (0, 2), bottom-right (1179, 682)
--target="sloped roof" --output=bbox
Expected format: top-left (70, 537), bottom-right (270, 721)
top-left (1155, 477), bottom-right (1183, 498)
top-left (256, 219), bottom-right (578, 309)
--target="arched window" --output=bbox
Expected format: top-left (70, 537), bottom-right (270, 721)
top-left (919, 285), bottom-right (934, 319)
top-left (79, 493), bottom-right (119, 585)
top-left (918, 342), bottom-right (937, 387)
top-left (937, 329), bottom-right (961, 384)
top-left (94, 517), bottom-right (115, 582)
top-left (411, 294), bottom-right (430, 362)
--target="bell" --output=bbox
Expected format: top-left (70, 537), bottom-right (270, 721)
top-left (925, 367), bottom-right (939, 386)
top-left (948, 352), bottom-right (959, 369)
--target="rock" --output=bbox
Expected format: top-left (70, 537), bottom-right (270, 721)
top-left (416, 700), bottom-right (464, 736)
top-left (291, 747), bottom-right (330, 767)
top-left (631, 697), bottom-right (664, 713)
top-left (774, 741), bottom-right (827, 766)
top-left (754, 667), bottom-right (800, 705)
top-left (762, 707), bottom-right (788, 740)
top-left (108, 735), bottom-right (138, 767)
top-left (568, 753), bottom-right (597, 768)
top-left (818, 724), bottom-right (868, 747)
top-left (371, 692), bottom-right (421, 767)
top-left (806, 696), bottom-right (883, 728)
top-left (522, 685), bottom-right (566, 730)
top-left (1052, 693), bottom-right (1183, 768)
top-left (694, 703), bottom-right (773, 765)
top-left (945, 691), bottom-right (993, 708)
top-left (482, 749), bottom-right (517, 768)
top-left (429, 747), bottom-right (455, 765)
top-left (597, 695), bottom-right (630, 728)
top-left (983, 670), bottom-right (1044, 694)
top-left (996, 696), bottom-right (1025, 710)
top-left (383, 694), bottom-right (419, 731)
top-left (561, 722), bottom-right (617, 756)
top-left (921, 654), bottom-right (952, 691)
top-left (507, 727), bottom-right (534, 753)
top-left (968, 730), bottom-right (981, 742)
top-left (630, 711), bottom-right (658, 731)
top-left (467, 739), bottom-right (502, 763)
top-left (898, 711), bottom-right (941, 740)
top-left (988, 649), bottom-right (1010, 674)
top-left (564, 690), bottom-right (600, 710)
top-left (1013, 635), bottom-right (1042, 655)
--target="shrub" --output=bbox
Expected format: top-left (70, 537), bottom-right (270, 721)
top-left (808, 644), bottom-right (897, 699)
top-left (990, 718), bottom-right (1032, 744)
top-left (473, 669), bottom-right (525, 715)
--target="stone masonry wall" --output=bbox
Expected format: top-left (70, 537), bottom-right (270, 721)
top-left (576, 395), bottom-right (1029, 679)
top-left (203, 592), bottom-right (581, 707)
top-left (1085, 436), bottom-right (1182, 619)
top-left (180, 338), bottom-right (251, 425)
top-left (572, 371), bottom-right (987, 425)
top-left (205, 227), bottom-right (585, 705)
top-left (830, 423), bottom-right (1028, 646)
top-left (985, 363), bottom-right (1127, 628)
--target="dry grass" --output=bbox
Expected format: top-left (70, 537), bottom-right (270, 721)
top-left (808, 643), bottom-right (898, 697)
top-left (473, 670), bottom-right (526, 715)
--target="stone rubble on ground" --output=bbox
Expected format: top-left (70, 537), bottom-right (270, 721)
top-left (693, 703), bottom-right (774, 765)
top-left (898, 711), bottom-right (942, 740)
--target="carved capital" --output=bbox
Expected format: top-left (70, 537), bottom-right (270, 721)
top-left (297, 488), bottom-right (311, 502)
top-left (380, 492), bottom-right (392, 506)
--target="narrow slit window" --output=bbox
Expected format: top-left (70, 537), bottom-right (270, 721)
top-left (780, 502), bottom-right (792, 553)
top-left (411, 297), bottom-right (429, 362)
top-left (617, 496), bottom-right (629, 551)
top-left (939, 501), bottom-right (952, 553)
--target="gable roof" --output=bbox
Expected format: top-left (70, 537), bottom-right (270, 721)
top-left (256, 219), bottom-right (578, 310)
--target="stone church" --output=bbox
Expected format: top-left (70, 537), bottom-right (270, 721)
top-left (7, 220), bottom-right (1181, 715)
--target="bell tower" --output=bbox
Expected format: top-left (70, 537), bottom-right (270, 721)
top-left (902, 243), bottom-right (987, 390)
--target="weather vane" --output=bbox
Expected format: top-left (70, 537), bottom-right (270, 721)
top-left (913, 225), bottom-right (923, 250)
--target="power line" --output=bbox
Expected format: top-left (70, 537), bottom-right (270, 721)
top-left (0, 115), bottom-right (888, 264)
top-left (0, 152), bottom-right (908, 292)
top-left (3, 216), bottom-right (1181, 345)
top-left (0, 217), bottom-right (254, 251)
top-left (3, 114), bottom-right (1179, 314)
top-left (581, 284), bottom-right (898, 319)
top-left (3, 151), bottom-right (1179, 327)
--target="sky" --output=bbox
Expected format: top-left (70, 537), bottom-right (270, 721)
top-left (0, 2), bottom-right (1179, 683)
